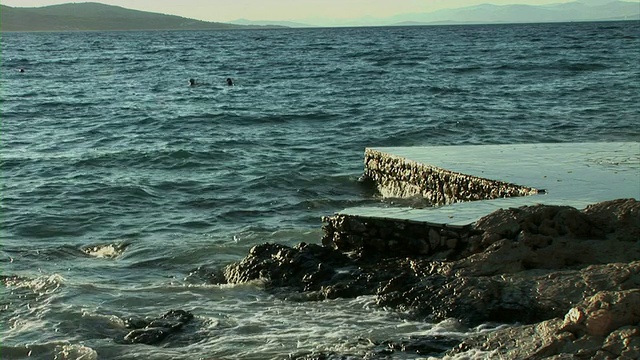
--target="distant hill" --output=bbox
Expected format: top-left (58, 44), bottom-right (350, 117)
top-left (382, 0), bottom-right (640, 26)
top-left (0, 2), bottom-right (282, 32)
top-left (233, 0), bottom-right (640, 27)
top-left (229, 18), bottom-right (313, 28)
top-left (1, 0), bottom-right (637, 31)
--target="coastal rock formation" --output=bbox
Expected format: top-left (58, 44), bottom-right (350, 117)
top-left (452, 290), bottom-right (640, 359)
top-left (322, 198), bottom-right (639, 263)
top-left (218, 198), bottom-right (639, 358)
top-left (321, 212), bottom-right (473, 259)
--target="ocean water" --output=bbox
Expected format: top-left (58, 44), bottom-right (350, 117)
top-left (1, 21), bottom-right (639, 359)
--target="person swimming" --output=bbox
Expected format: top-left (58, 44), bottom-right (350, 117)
top-left (189, 78), bottom-right (196, 86)
top-left (226, 78), bottom-right (233, 86)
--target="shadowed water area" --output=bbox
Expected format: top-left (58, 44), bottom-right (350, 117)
top-left (1, 21), bottom-right (639, 359)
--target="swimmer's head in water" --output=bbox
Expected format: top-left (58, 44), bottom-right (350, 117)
top-left (226, 78), bottom-right (233, 86)
top-left (189, 78), bottom-right (196, 86)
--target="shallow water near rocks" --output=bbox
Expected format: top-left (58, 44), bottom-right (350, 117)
top-left (1, 21), bottom-right (639, 359)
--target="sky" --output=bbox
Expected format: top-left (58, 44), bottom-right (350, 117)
top-left (0, 0), bottom-right (600, 22)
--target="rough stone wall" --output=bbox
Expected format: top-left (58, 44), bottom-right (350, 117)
top-left (364, 148), bottom-right (539, 206)
top-left (321, 214), bottom-right (473, 258)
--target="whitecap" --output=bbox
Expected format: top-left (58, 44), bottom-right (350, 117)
top-left (82, 242), bottom-right (129, 259)
top-left (3, 273), bottom-right (65, 295)
top-left (54, 344), bottom-right (98, 360)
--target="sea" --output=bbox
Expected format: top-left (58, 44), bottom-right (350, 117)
top-left (1, 21), bottom-right (639, 359)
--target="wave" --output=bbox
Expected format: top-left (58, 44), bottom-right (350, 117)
top-left (71, 148), bottom-right (233, 170)
top-left (428, 86), bottom-right (467, 95)
top-left (81, 241), bottom-right (130, 259)
top-left (7, 212), bottom-right (95, 239)
top-left (493, 62), bottom-right (609, 72)
top-left (2, 273), bottom-right (65, 296)
top-left (561, 62), bottom-right (609, 72)
top-left (0, 343), bottom-right (97, 360)
top-left (450, 65), bottom-right (483, 74)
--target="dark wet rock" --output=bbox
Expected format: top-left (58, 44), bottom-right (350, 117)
top-left (121, 310), bottom-right (194, 345)
top-left (583, 198), bottom-right (640, 242)
top-left (225, 200), bottom-right (640, 326)
top-left (223, 242), bottom-right (358, 294)
top-left (224, 199), bottom-right (640, 358)
top-left (373, 335), bottom-right (462, 356)
top-left (290, 336), bottom-right (461, 359)
top-left (184, 265), bottom-right (227, 285)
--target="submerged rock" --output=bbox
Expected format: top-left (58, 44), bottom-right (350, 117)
top-left (121, 309), bottom-right (194, 345)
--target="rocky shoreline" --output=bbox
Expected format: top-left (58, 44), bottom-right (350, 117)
top-left (118, 198), bottom-right (639, 358)
top-left (211, 198), bottom-right (639, 359)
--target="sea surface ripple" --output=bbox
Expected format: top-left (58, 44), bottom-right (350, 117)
top-left (1, 21), bottom-right (639, 359)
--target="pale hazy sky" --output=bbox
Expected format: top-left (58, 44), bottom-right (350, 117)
top-left (0, 0), bottom-right (603, 22)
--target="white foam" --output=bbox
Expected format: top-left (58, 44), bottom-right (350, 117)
top-left (54, 344), bottom-right (98, 360)
top-left (425, 349), bottom-right (499, 360)
top-left (82, 243), bottom-right (128, 259)
top-left (4, 274), bottom-right (65, 295)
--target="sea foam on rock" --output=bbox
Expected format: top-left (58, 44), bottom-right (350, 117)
top-left (218, 198), bottom-right (639, 358)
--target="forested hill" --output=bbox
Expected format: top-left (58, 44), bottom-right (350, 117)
top-left (0, 2), bottom-right (278, 31)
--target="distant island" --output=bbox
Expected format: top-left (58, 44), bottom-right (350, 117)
top-left (1, 0), bottom-right (638, 31)
top-left (0, 2), bottom-right (283, 32)
top-left (234, 0), bottom-right (639, 28)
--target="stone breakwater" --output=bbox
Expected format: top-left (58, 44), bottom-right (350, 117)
top-left (321, 213), bottom-right (472, 259)
top-left (363, 148), bottom-right (539, 206)
top-left (215, 198), bottom-right (640, 359)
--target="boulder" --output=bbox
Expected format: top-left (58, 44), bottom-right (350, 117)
top-left (451, 291), bottom-right (640, 359)
top-left (121, 309), bottom-right (194, 345)
top-left (561, 289), bottom-right (640, 337)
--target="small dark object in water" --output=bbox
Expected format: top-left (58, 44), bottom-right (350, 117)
top-left (226, 77), bottom-right (233, 86)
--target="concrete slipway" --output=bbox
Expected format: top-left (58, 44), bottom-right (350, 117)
top-left (339, 142), bottom-right (640, 227)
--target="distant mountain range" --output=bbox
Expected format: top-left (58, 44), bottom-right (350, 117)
top-left (1, 0), bottom-right (638, 32)
top-left (0, 2), bottom-right (282, 32)
top-left (232, 0), bottom-right (640, 27)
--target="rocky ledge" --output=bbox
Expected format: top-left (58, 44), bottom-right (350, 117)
top-left (210, 198), bottom-right (639, 359)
